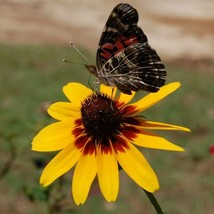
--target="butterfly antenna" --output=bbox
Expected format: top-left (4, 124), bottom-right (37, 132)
top-left (62, 58), bottom-right (85, 65)
top-left (69, 42), bottom-right (88, 63)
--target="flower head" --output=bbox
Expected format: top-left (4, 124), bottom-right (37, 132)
top-left (32, 82), bottom-right (190, 205)
top-left (210, 145), bottom-right (214, 155)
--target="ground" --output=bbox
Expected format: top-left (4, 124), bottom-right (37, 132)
top-left (1, 0), bottom-right (214, 61)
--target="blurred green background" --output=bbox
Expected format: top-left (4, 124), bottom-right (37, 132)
top-left (0, 0), bottom-right (214, 213)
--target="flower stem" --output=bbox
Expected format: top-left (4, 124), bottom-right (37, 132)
top-left (144, 190), bottom-right (164, 214)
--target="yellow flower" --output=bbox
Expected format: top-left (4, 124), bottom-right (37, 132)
top-left (32, 82), bottom-right (190, 205)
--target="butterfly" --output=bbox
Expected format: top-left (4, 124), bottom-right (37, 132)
top-left (86, 3), bottom-right (166, 95)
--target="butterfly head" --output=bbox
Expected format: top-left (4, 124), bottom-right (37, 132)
top-left (85, 65), bottom-right (98, 77)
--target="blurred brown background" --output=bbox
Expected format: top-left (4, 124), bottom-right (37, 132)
top-left (1, 0), bottom-right (213, 61)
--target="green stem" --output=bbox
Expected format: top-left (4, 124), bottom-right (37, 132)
top-left (144, 190), bottom-right (164, 214)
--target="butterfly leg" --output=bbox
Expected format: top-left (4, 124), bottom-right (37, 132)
top-left (92, 78), bottom-right (100, 93)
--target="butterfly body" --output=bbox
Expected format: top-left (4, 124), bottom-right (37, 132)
top-left (86, 3), bottom-right (166, 94)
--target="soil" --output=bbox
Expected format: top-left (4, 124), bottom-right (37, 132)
top-left (0, 0), bottom-right (214, 61)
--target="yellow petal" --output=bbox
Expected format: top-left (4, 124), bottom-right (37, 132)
top-left (135, 120), bottom-right (191, 132)
top-left (114, 141), bottom-right (159, 192)
top-left (40, 143), bottom-right (81, 186)
top-left (32, 121), bottom-right (76, 151)
top-left (131, 130), bottom-right (184, 151)
top-left (63, 82), bottom-right (92, 106)
top-left (48, 102), bottom-right (80, 121)
top-left (128, 82), bottom-right (181, 114)
top-left (116, 91), bottom-right (136, 106)
top-left (97, 145), bottom-right (119, 202)
top-left (100, 84), bottom-right (116, 99)
top-left (72, 151), bottom-right (97, 205)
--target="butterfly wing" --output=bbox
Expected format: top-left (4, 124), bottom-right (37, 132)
top-left (96, 3), bottom-right (148, 71)
top-left (98, 43), bottom-right (166, 95)
top-left (95, 3), bottom-right (167, 94)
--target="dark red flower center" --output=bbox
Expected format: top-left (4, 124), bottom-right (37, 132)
top-left (81, 93), bottom-right (121, 140)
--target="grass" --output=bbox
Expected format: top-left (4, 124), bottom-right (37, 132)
top-left (0, 43), bottom-right (214, 214)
